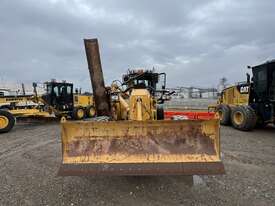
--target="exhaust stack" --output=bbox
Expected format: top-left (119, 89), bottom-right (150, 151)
top-left (84, 39), bottom-right (111, 116)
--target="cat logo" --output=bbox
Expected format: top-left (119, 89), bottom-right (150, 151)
top-left (240, 85), bottom-right (249, 94)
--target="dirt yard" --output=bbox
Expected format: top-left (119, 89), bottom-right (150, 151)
top-left (0, 122), bottom-right (275, 206)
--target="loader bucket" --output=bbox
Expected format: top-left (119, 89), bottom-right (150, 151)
top-left (58, 119), bottom-right (224, 176)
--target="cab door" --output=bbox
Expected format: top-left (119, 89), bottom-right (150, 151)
top-left (58, 84), bottom-right (74, 111)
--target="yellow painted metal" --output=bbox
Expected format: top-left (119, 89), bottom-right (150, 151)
top-left (110, 89), bottom-right (157, 121)
top-left (60, 116), bottom-right (67, 122)
top-left (60, 118), bottom-right (221, 165)
top-left (0, 115), bottom-right (9, 129)
top-left (76, 108), bottom-right (85, 119)
top-left (74, 94), bottom-right (94, 108)
top-left (87, 106), bottom-right (96, 117)
top-left (0, 96), bottom-right (33, 105)
top-left (233, 111), bottom-right (244, 125)
top-left (136, 99), bottom-right (143, 121)
top-left (218, 85), bottom-right (249, 106)
top-left (59, 79), bottom-right (223, 174)
top-left (118, 95), bottom-right (130, 113)
top-left (0, 93), bottom-right (94, 120)
top-left (129, 89), bottom-right (156, 121)
top-left (9, 108), bottom-right (53, 117)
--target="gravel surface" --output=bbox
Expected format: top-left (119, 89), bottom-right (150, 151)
top-left (0, 122), bottom-right (275, 206)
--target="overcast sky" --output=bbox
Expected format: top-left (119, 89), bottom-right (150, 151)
top-left (1, 0), bottom-right (275, 91)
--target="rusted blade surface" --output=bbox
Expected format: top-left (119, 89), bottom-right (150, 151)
top-left (60, 119), bottom-right (223, 175)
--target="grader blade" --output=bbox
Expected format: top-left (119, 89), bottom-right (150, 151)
top-left (58, 119), bottom-right (224, 176)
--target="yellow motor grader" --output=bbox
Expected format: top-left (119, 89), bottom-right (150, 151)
top-left (216, 60), bottom-right (275, 131)
top-left (58, 39), bottom-right (224, 176)
top-left (0, 81), bottom-right (95, 133)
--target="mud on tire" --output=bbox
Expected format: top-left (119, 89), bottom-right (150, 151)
top-left (231, 105), bottom-right (257, 131)
top-left (216, 104), bottom-right (231, 125)
top-left (72, 107), bottom-right (85, 120)
top-left (86, 105), bottom-right (96, 118)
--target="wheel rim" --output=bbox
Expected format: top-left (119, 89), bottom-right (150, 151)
top-left (89, 107), bottom-right (96, 117)
top-left (77, 109), bottom-right (84, 119)
top-left (218, 110), bottom-right (223, 120)
top-left (60, 116), bottom-right (67, 122)
top-left (0, 115), bottom-right (9, 129)
top-left (233, 111), bottom-right (244, 125)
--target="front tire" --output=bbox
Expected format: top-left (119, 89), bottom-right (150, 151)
top-left (0, 110), bottom-right (15, 133)
top-left (72, 107), bottom-right (85, 120)
top-left (231, 105), bottom-right (257, 131)
top-left (216, 104), bottom-right (231, 125)
top-left (86, 105), bottom-right (96, 118)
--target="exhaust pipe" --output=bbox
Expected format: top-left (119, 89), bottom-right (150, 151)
top-left (84, 39), bottom-right (111, 117)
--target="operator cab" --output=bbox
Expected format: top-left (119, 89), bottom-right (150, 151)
top-left (42, 81), bottom-right (74, 111)
top-left (249, 60), bottom-right (275, 123)
top-left (251, 60), bottom-right (275, 102)
top-left (122, 69), bottom-right (166, 95)
top-left (122, 69), bottom-right (173, 105)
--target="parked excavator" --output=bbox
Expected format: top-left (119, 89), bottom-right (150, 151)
top-left (217, 60), bottom-right (275, 131)
top-left (58, 38), bottom-right (224, 175)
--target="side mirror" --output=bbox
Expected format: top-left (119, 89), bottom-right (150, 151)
top-left (247, 65), bottom-right (251, 69)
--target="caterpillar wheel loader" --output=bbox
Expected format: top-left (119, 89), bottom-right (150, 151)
top-left (217, 60), bottom-right (275, 131)
top-left (58, 38), bottom-right (224, 176)
top-left (0, 81), bottom-right (95, 133)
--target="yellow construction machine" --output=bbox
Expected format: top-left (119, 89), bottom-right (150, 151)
top-left (217, 60), bottom-right (275, 131)
top-left (37, 80), bottom-right (95, 120)
top-left (0, 81), bottom-right (95, 133)
top-left (58, 39), bottom-right (224, 176)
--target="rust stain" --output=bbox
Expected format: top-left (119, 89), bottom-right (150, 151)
top-left (66, 123), bottom-right (215, 157)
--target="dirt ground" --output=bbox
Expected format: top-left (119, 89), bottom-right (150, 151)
top-left (0, 122), bottom-right (275, 206)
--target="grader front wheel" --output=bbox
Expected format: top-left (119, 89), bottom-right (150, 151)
top-left (86, 105), bottom-right (96, 118)
top-left (72, 107), bottom-right (85, 120)
top-left (0, 110), bottom-right (15, 133)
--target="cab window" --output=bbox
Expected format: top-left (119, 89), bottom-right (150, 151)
top-left (67, 86), bottom-right (72, 95)
top-left (53, 86), bottom-right (59, 97)
top-left (254, 68), bottom-right (267, 93)
top-left (47, 85), bottom-right (52, 94)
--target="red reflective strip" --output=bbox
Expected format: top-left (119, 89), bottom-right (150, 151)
top-left (164, 111), bottom-right (215, 120)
